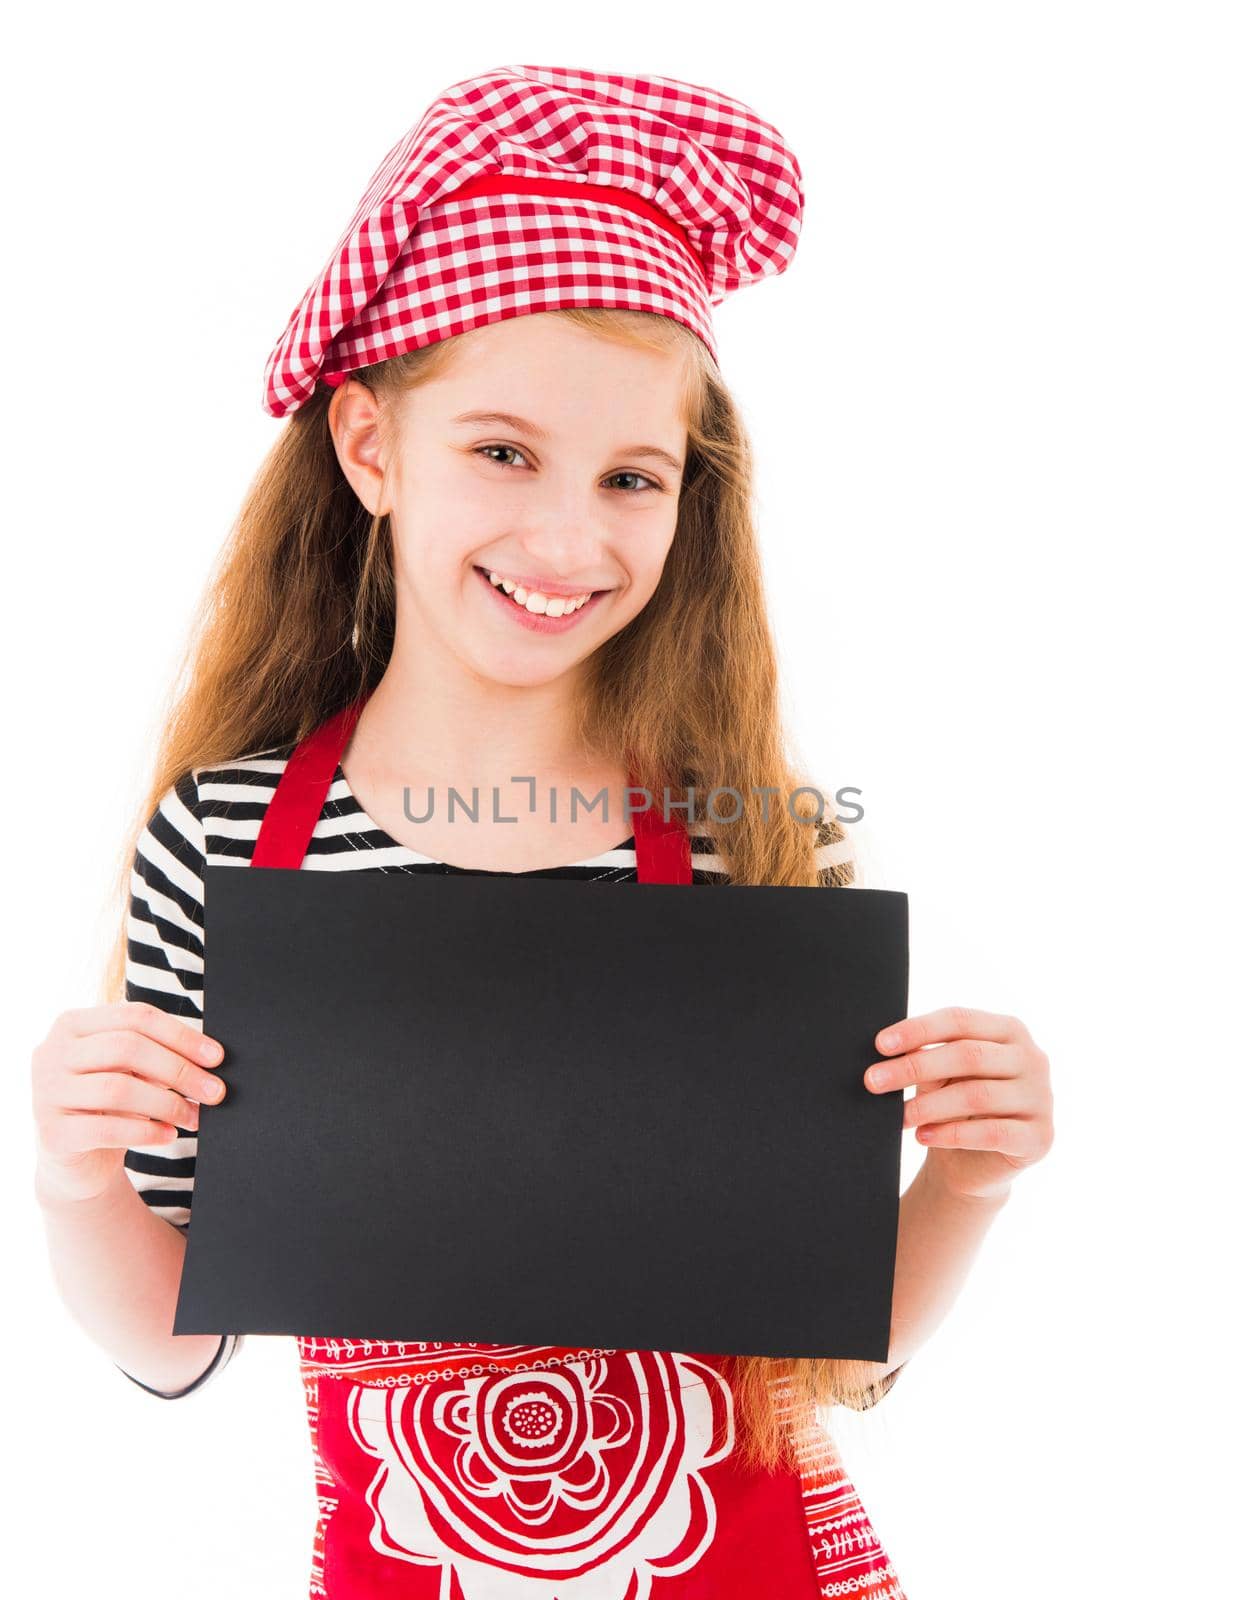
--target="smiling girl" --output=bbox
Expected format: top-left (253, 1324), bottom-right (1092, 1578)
top-left (32, 66), bottom-right (1053, 1599)
top-left (326, 309), bottom-right (692, 874)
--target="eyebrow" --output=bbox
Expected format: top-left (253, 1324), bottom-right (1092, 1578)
top-left (451, 410), bottom-right (685, 474)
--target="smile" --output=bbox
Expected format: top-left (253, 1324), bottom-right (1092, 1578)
top-left (475, 566), bottom-right (611, 622)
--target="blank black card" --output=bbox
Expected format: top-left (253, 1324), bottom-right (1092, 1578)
top-left (174, 867), bottom-right (909, 1361)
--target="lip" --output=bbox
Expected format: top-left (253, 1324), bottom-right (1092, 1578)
top-left (479, 567), bottom-right (600, 599)
top-left (474, 566), bottom-right (611, 634)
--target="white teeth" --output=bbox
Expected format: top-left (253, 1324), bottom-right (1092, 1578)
top-left (486, 570), bottom-right (593, 614)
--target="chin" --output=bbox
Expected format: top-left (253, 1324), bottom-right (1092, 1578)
top-left (465, 645), bottom-right (592, 689)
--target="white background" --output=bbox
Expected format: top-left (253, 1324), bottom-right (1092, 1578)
top-left (5, 3), bottom-right (1254, 1594)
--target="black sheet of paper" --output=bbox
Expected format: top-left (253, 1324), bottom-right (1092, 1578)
top-left (174, 867), bottom-right (908, 1361)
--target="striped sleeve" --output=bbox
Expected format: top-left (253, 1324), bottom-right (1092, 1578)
top-left (811, 797), bottom-right (859, 887)
top-left (118, 769), bottom-right (242, 1398)
top-left (839, 1361), bottom-right (906, 1410)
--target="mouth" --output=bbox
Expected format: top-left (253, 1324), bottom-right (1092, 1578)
top-left (473, 565), bottom-right (613, 631)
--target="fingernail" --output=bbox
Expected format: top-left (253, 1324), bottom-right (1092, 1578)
top-left (200, 1038), bottom-right (223, 1064)
top-left (879, 1031), bottom-right (900, 1053)
top-left (868, 1066), bottom-right (890, 1089)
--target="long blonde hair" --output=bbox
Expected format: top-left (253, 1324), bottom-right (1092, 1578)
top-left (102, 306), bottom-right (890, 1472)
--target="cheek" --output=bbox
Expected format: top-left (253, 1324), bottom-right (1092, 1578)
top-left (620, 518), bottom-right (678, 591)
top-left (391, 486), bottom-right (497, 580)
top-left (396, 446), bottom-right (497, 519)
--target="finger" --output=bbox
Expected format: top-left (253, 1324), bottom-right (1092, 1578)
top-left (876, 1007), bottom-right (1022, 1056)
top-left (65, 1000), bottom-right (224, 1069)
top-left (903, 1075), bottom-right (1031, 1128)
top-left (916, 1117), bottom-right (1040, 1155)
top-left (866, 1038), bottom-right (1016, 1093)
top-left (62, 1068), bottom-right (202, 1134)
top-left (43, 1113), bottom-right (183, 1156)
top-left (64, 1030), bottom-right (227, 1107)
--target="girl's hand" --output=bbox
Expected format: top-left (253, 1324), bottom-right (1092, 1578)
top-left (31, 1000), bottom-right (227, 1208)
top-left (864, 1007), bottom-right (1054, 1202)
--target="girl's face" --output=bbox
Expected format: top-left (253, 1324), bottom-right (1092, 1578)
top-left (334, 313), bottom-right (691, 691)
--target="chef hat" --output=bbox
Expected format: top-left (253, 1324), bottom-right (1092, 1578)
top-left (261, 64), bottom-right (805, 417)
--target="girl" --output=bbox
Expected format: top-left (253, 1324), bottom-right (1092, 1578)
top-left (32, 66), bottom-right (1054, 1599)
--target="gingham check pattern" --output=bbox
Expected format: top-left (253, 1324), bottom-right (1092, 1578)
top-left (262, 64), bottom-right (805, 416)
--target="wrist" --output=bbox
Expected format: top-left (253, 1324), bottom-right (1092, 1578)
top-left (920, 1152), bottom-right (1013, 1212)
top-left (34, 1157), bottom-right (134, 1219)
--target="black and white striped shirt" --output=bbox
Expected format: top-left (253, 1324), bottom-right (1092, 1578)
top-left (122, 740), bottom-right (857, 1398)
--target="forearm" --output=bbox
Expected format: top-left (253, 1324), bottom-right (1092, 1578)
top-left (35, 1160), bottom-right (224, 1394)
top-left (869, 1154), bottom-right (1010, 1379)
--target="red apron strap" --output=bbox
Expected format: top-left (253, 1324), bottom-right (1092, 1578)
top-left (628, 778), bottom-right (693, 885)
top-left (251, 695), bottom-right (692, 882)
top-left (250, 696), bottom-right (369, 868)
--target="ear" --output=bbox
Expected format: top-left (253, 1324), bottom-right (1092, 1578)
top-left (328, 379), bottom-right (393, 516)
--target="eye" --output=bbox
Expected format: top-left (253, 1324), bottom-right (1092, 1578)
top-left (474, 445), bottom-right (662, 494)
top-left (476, 443), bottom-right (529, 469)
top-left (605, 470), bottom-right (661, 494)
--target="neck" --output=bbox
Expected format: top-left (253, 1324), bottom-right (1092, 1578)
top-left (350, 653), bottom-right (605, 790)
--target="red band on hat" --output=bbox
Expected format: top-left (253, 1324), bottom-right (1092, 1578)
top-left (432, 174), bottom-right (707, 275)
top-left (318, 174), bottom-right (706, 394)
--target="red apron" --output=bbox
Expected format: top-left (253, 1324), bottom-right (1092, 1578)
top-left (251, 698), bottom-right (908, 1600)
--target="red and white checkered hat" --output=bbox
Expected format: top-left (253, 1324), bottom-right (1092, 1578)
top-left (261, 65), bottom-right (805, 417)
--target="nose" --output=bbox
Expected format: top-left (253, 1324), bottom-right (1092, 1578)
top-left (511, 489), bottom-right (611, 578)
